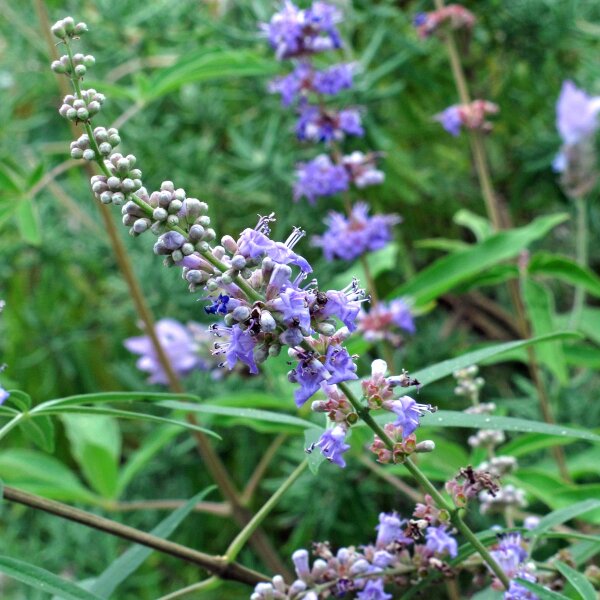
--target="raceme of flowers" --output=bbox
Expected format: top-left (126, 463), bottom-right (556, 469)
top-left (50, 17), bottom-right (433, 470)
top-left (251, 510), bottom-right (459, 599)
top-left (263, 1), bottom-right (398, 265)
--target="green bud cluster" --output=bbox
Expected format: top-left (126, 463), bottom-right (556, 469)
top-left (90, 154), bottom-right (142, 206)
top-left (59, 89), bottom-right (104, 122)
top-left (50, 17), bottom-right (88, 40)
top-left (69, 127), bottom-right (121, 161)
top-left (51, 52), bottom-right (95, 78)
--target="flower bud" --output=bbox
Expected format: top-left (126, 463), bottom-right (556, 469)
top-left (153, 207), bottom-right (167, 221)
top-left (232, 306), bottom-right (251, 321)
top-left (74, 64), bottom-right (87, 78)
top-left (83, 55), bottom-right (95, 67)
top-left (82, 149), bottom-right (95, 161)
top-left (74, 22), bottom-right (88, 35)
top-left (260, 311), bottom-right (277, 333)
top-left (51, 22), bottom-right (67, 38)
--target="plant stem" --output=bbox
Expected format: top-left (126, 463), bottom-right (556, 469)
top-left (2, 485), bottom-right (268, 586)
top-left (337, 381), bottom-right (510, 589)
top-left (40, 10), bottom-right (289, 577)
top-left (157, 577), bottom-right (220, 600)
top-left (568, 195), bottom-right (588, 330)
top-left (225, 460), bottom-right (307, 563)
top-left (432, 0), bottom-right (570, 481)
top-left (0, 412), bottom-right (26, 442)
top-left (241, 434), bottom-right (287, 505)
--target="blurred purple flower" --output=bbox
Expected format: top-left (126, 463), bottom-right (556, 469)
top-left (294, 154), bottom-right (349, 203)
top-left (296, 105), bottom-right (363, 143)
top-left (357, 579), bottom-right (392, 600)
top-left (314, 424), bottom-right (351, 467)
top-left (375, 512), bottom-right (412, 548)
top-left (435, 105), bottom-right (462, 136)
top-left (0, 387), bottom-right (9, 405)
top-left (124, 318), bottom-right (205, 385)
top-left (313, 202), bottom-right (400, 261)
top-left (425, 525), bottom-right (458, 558)
top-left (313, 63), bottom-right (354, 95)
top-left (556, 80), bottom-right (600, 145)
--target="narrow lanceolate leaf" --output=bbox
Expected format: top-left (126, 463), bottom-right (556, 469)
top-left (408, 332), bottom-right (579, 389)
top-left (529, 252), bottom-right (600, 298)
top-left (532, 500), bottom-right (600, 535)
top-left (0, 556), bottom-right (103, 600)
top-left (90, 487), bottom-right (215, 598)
top-left (391, 213), bottom-right (568, 305)
top-left (160, 401), bottom-right (319, 430)
top-left (554, 561), bottom-right (597, 600)
top-left (382, 411), bottom-right (600, 442)
top-left (514, 579), bottom-right (569, 600)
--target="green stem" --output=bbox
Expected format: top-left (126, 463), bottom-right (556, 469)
top-left (0, 412), bottom-right (26, 442)
top-left (337, 381), bottom-right (510, 589)
top-left (225, 460), bottom-right (307, 563)
top-left (568, 195), bottom-right (588, 330)
top-left (157, 576), bottom-right (220, 600)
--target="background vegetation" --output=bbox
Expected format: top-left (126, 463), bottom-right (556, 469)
top-left (1, 0), bottom-right (600, 598)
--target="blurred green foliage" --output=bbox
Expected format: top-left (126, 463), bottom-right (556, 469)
top-left (1, 0), bottom-right (600, 598)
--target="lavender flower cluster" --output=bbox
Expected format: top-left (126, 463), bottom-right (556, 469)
top-left (553, 80), bottom-right (600, 197)
top-left (263, 1), bottom-right (398, 264)
top-left (252, 510), bottom-right (458, 599)
top-left (50, 18), bottom-right (433, 469)
top-left (0, 300), bottom-right (8, 406)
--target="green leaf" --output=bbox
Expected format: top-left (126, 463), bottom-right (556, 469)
top-left (62, 415), bottom-right (121, 499)
top-left (412, 411), bottom-right (600, 442)
top-left (392, 214), bottom-right (568, 305)
top-left (499, 433), bottom-right (576, 457)
top-left (554, 561), bottom-right (597, 600)
top-left (15, 199), bottom-right (41, 245)
top-left (408, 332), bottom-right (579, 389)
top-left (514, 579), bottom-right (569, 599)
top-left (39, 405), bottom-right (220, 440)
top-left (18, 415), bottom-right (55, 452)
top-left (0, 556), bottom-right (103, 600)
top-left (34, 391), bottom-right (199, 411)
top-left (90, 487), bottom-right (215, 598)
top-left (532, 500), bottom-right (600, 535)
top-left (0, 449), bottom-right (98, 503)
top-left (454, 208), bottom-right (493, 241)
top-left (414, 238), bottom-right (470, 252)
top-left (4, 389), bottom-right (31, 411)
top-left (529, 252), bottom-right (600, 298)
top-left (159, 401), bottom-right (319, 431)
top-left (521, 279), bottom-right (567, 383)
top-left (147, 49), bottom-right (279, 100)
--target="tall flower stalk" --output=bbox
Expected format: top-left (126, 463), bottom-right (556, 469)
top-left (48, 12), bottom-right (511, 594)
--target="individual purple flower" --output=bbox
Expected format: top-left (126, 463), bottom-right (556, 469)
top-left (270, 286), bottom-right (311, 331)
top-left (222, 324), bottom-right (259, 375)
top-left (425, 525), bottom-right (458, 558)
top-left (313, 63), bottom-right (354, 95)
top-left (124, 319), bottom-right (205, 384)
top-left (357, 579), bottom-right (392, 600)
top-left (261, 1), bottom-right (342, 60)
top-left (523, 516), bottom-right (540, 530)
top-left (389, 299), bottom-right (416, 334)
top-left (343, 151), bottom-right (385, 188)
top-left (237, 217), bottom-right (312, 273)
top-left (294, 154), bottom-right (350, 203)
top-left (204, 293), bottom-right (230, 315)
top-left (383, 395), bottom-right (434, 438)
top-left (291, 549), bottom-right (311, 579)
top-left (505, 572), bottom-right (539, 600)
top-left (289, 344), bottom-right (357, 406)
top-left (556, 80), bottom-right (600, 145)
top-left (375, 512), bottom-right (412, 548)
top-left (295, 105), bottom-right (364, 143)
top-left (315, 282), bottom-right (366, 332)
top-left (0, 387), bottom-right (9, 405)
top-left (313, 202), bottom-right (400, 261)
top-left (496, 533), bottom-right (528, 564)
top-left (312, 424), bottom-right (351, 467)
top-left (269, 62), bottom-right (313, 106)
top-left (435, 105), bottom-right (462, 136)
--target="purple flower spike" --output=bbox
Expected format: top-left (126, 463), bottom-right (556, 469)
top-left (313, 63), bottom-right (354, 95)
top-left (357, 579), bottom-right (392, 600)
top-left (425, 525), bottom-right (458, 558)
top-left (435, 105), bottom-right (462, 136)
top-left (556, 80), bottom-right (600, 145)
top-left (124, 319), bottom-right (204, 384)
top-left (314, 425), bottom-right (351, 467)
top-left (294, 154), bottom-right (349, 204)
top-left (0, 387), bottom-right (9, 405)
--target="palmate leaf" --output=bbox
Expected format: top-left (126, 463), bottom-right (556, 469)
top-left (0, 556), bottom-right (102, 600)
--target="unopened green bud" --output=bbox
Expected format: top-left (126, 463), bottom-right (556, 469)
top-left (83, 55), bottom-right (95, 67)
top-left (74, 64), bottom-right (87, 78)
top-left (76, 108), bottom-right (89, 120)
top-left (82, 149), bottom-right (95, 161)
top-left (74, 22), bottom-right (88, 35)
